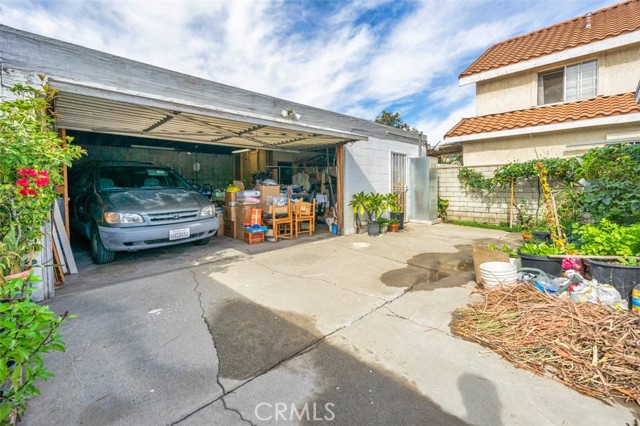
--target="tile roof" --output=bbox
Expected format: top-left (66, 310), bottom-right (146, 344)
top-left (444, 92), bottom-right (640, 138)
top-left (460, 0), bottom-right (640, 78)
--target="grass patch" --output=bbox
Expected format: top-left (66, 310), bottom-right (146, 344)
top-left (448, 220), bottom-right (521, 232)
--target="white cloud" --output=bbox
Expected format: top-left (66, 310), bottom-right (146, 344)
top-left (0, 0), bottom-right (621, 130)
top-left (414, 100), bottom-right (476, 146)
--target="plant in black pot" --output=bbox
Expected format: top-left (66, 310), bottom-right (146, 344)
top-left (517, 241), bottom-right (576, 277)
top-left (572, 219), bottom-right (640, 299)
top-left (364, 193), bottom-right (385, 236)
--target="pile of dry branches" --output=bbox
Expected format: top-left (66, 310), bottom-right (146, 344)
top-left (451, 284), bottom-right (640, 406)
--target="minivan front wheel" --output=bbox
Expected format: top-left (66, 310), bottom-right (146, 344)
top-left (91, 226), bottom-right (116, 264)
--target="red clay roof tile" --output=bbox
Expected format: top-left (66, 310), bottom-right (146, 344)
top-left (444, 92), bottom-right (640, 138)
top-left (461, 0), bottom-right (640, 78)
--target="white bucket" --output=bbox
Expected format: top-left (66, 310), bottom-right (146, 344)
top-left (480, 262), bottom-right (518, 289)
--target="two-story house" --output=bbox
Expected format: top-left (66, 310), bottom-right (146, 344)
top-left (444, 0), bottom-right (640, 167)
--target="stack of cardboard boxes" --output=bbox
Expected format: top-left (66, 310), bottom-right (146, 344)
top-left (223, 184), bottom-right (282, 241)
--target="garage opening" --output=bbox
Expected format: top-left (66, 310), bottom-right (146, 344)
top-left (62, 129), bottom-right (345, 283)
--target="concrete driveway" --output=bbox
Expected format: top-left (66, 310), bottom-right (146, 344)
top-left (23, 224), bottom-right (636, 425)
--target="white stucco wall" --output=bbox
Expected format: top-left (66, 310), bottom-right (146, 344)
top-left (474, 42), bottom-right (640, 116)
top-left (343, 137), bottom-right (418, 235)
top-left (462, 122), bottom-right (640, 166)
top-left (476, 72), bottom-right (533, 116)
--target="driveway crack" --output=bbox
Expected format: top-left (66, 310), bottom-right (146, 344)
top-left (382, 306), bottom-right (440, 332)
top-left (249, 259), bottom-right (387, 302)
top-left (176, 264), bottom-right (427, 424)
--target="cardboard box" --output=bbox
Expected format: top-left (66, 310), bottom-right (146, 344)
top-left (217, 215), bottom-right (224, 237)
top-left (244, 230), bottom-right (265, 245)
top-left (235, 203), bottom-right (254, 225)
top-left (258, 202), bottom-right (288, 216)
top-left (223, 206), bottom-right (236, 221)
top-left (224, 221), bottom-right (237, 239)
top-left (255, 185), bottom-right (280, 203)
top-left (235, 222), bottom-right (245, 241)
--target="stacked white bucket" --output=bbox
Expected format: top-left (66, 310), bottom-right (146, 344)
top-left (479, 262), bottom-right (518, 289)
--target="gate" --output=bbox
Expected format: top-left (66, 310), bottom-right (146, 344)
top-left (391, 153), bottom-right (407, 217)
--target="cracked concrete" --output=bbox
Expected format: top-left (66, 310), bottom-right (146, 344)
top-left (23, 224), bottom-right (637, 425)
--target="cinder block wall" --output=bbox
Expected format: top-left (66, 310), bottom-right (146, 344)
top-left (80, 145), bottom-right (234, 189)
top-left (437, 165), bottom-right (541, 225)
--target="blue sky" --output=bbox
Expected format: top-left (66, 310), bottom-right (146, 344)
top-left (0, 0), bottom-right (620, 144)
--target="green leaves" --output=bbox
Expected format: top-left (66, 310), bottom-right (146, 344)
top-left (572, 219), bottom-right (640, 257)
top-left (0, 290), bottom-right (70, 423)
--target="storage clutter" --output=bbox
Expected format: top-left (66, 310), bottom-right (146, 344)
top-left (219, 177), bottom-right (328, 244)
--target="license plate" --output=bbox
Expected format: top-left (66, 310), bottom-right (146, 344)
top-left (169, 227), bottom-right (190, 240)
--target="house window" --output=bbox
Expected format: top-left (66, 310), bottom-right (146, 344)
top-left (537, 60), bottom-right (597, 105)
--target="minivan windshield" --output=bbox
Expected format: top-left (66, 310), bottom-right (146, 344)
top-left (98, 166), bottom-right (192, 191)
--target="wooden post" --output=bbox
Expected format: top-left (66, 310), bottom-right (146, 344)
top-left (59, 128), bottom-right (70, 239)
top-left (509, 177), bottom-right (515, 229)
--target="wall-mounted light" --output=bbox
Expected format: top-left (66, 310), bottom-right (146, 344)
top-left (280, 109), bottom-right (302, 120)
top-left (231, 148), bottom-right (251, 154)
top-left (131, 144), bottom-right (175, 151)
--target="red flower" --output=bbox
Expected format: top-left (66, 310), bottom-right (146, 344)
top-left (35, 177), bottom-right (50, 187)
top-left (40, 170), bottom-right (49, 177)
top-left (19, 188), bottom-right (29, 196)
top-left (27, 189), bottom-right (37, 195)
top-left (18, 168), bottom-right (38, 177)
top-left (16, 177), bottom-right (29, 187)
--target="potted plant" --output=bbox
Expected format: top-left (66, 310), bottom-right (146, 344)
top-left (388, 218), bottom-right (400, 232)
top-left (384, 193), bottom-right (404, 230)
top-left (573, 219), bottom-right (640, 299)
top-left (348, 191), bottom-right (368, 234)
top-left (377, 217), bottom-right (389, 234)
top-left (364, 193), bottom-right (385, 236)
top-left (518, 241), bottom-right (576, 276)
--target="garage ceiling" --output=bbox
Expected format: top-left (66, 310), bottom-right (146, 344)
top-left (54, 92), bottom-right (360, 152)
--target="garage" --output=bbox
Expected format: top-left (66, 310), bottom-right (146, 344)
top-left (1, 25), bottom-right (424, 296)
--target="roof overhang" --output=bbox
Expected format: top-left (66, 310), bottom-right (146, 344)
top-left (51, 78), bottom-right (364, 151)
top-left (460, 31), bottom-right (640, 86)
top-left (444, 112), bottom-right (640, 143)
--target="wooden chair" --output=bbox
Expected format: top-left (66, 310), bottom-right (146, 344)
top-left (294, 199), bottom-right (316, 238)
top-left (267, 200), bottom-right (293, 242)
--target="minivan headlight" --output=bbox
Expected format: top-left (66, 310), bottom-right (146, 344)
top-left (201, 205), bottom-right (214, 217)
top-left (105, 212), bottom-right (144, 224)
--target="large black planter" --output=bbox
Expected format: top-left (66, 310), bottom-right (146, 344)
top-left (518, 252), bottom-right (563, 277)
top-left (588, 259), bottom-right (640, 299)
top-left (390, 212), bottom-right (405, 230)
top-left (367, 222), bottom-right (380, 236)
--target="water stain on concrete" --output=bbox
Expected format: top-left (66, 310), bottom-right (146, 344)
top-left (206, 299), bottom-right (323, 381)
top-left (208, 296), bottom-right (470, 425)
top-left (381, 241), bottom-right (502, 291)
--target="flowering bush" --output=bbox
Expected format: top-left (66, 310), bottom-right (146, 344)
top-left (0, 82), bottom-right (84, 275)
top-left (0, 81), bottom-right (84, 423)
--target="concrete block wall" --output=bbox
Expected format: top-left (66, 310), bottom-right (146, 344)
top-left (80, 145), bottom-right (234, 189)
top-left (437, 165), bottom-right (542, 225)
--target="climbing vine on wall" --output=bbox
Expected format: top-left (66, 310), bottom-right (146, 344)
top-left (457, 157), bottom-right (582, 193)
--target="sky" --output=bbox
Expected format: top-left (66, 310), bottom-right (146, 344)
top-left (0, 0), bottom-right (621, 145)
